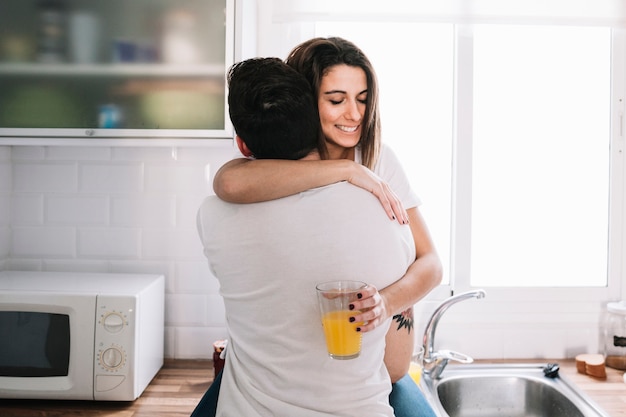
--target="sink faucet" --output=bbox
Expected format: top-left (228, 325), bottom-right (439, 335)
top-left (422, 289), bottom-right (486, 379)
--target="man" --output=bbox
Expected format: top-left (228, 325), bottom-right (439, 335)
top-left (196, 58), bottom-right (415, 416)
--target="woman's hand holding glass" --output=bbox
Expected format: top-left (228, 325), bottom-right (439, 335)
top-left (348, 284), bottom-right (391, 333)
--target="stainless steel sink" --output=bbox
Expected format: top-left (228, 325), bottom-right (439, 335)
top-left (420, 363), bottom-right (611, 417)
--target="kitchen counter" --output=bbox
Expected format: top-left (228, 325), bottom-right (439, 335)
top-left (0, 359), bottom-right (622, 416)
top-left (475, 359), bottom-right (626, 416)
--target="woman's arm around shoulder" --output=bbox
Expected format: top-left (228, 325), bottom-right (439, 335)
top-left (213, 157), bottom-right (408, 223)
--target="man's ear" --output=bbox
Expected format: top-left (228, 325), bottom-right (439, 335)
top-left (235, 135), bottom-right (254, 158)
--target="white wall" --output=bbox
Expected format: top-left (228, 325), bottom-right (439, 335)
top-left (1, 143), bottom-right (235, 359)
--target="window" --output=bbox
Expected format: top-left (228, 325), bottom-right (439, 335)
top-left (313, 22), bottom-right (621, 295)
top-left (470, 25), bottom-right (611, 287)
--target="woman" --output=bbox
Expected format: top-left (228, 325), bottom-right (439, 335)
top-left (213, 37), bottom-right (441, 416)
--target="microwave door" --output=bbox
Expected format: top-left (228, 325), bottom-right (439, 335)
top-left (0, 292), bottom-right (96, 400)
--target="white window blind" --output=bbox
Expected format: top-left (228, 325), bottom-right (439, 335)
top-left (271, 0), bottom-right (626, 27)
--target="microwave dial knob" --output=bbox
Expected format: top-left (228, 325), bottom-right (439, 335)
top-left (100, 347), bottom-right (125, 370)
top-left (102, 312), bottom-right (125, 333)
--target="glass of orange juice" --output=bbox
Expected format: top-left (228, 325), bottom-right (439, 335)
top-left (316, 280), bottom-right (367, 360)
top-left (408, 346), bottom-right (425, 385)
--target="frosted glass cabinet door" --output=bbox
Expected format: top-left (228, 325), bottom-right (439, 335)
top-left (0, 0), bottom-right (234, 141)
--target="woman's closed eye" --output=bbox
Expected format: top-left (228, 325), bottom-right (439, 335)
top-left (324, 93), bottom-right (345, 105)
top-left (327, 97), bottom-right (367, 106)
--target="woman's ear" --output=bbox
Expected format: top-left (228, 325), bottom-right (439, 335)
top-left (235, 135), bottom-right (254, 158)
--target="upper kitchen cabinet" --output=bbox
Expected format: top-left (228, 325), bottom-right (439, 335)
top-left (0, 0), bottom-right (235, 144)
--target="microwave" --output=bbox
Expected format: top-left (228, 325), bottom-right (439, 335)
top-left (0, 271), bottom-right (164, 401)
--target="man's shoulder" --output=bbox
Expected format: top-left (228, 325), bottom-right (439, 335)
top-left (198, 183), bottom-right (378, 218)
top-left (198, 194), bottom-right (223, 211)
top-left (304, 181), bottom-right (377, 202)
top-left (304, 181), bottom-right (388, 218)
top-left (197, 195), bottom-right (234, 225)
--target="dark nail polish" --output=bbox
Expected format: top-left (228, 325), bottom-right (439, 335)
top-left (357, 293), bottom-right (363, 299)
top-left (349, 317), bottom-right (355, 323)
top-left (356, 327), bottom-right (361, 332)
top-left (349, 304), bottom-right (354, 310)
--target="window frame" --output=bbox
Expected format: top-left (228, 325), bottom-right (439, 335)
top-left (449, 24), bottom-right (624, 303)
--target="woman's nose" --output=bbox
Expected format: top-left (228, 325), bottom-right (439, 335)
top-left (345, 100), bottom-right (362, 121)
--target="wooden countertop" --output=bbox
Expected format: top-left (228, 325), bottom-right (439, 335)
top-left (476, 359), bottom-right (626, 416)
top-left (0, 359), bottom-right (622, 416)
top-left (0, 359), bottom-right (214, 416)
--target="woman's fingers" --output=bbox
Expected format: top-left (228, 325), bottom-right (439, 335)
top-left (349, 285), bottom-right (390, 333)
top-left (377, 182), bottom-right (409, 225)
top-left (347, 164), bottom-right (409, 225)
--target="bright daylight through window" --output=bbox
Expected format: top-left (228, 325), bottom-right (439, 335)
top-left (315, 22), bottom-right (613, 289)
top-left (471, 25), bottom-right (610, 287)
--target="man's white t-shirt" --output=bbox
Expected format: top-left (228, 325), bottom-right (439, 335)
top-left (197, 181), bottom-right (415, 417)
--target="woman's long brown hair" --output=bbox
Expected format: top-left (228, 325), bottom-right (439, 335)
top-left (286, 37), bottom-right (382, 169)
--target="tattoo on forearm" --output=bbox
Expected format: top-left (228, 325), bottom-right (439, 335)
top-left (392, 307), bottom-right (414, 333)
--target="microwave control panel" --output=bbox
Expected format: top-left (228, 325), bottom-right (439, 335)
top-left (94, 295), bottom-right (135, 395)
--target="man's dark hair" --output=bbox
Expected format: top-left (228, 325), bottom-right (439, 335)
top-left (227, 57), bottom-right (322, 160)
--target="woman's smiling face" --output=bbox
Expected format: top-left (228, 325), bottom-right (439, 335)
top-left (317, 64), bottom-right (367, 158)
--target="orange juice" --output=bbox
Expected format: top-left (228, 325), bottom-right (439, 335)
top-left (408, 361), bottom-right (422, 384)
top-left (321, 310), bottom-right (362, 359)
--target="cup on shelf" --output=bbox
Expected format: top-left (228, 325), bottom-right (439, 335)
top-left (112, 39), bottom-right (137, 63)
top-left (98, 104), bottom-right (122, 129)
top-left (68, 11), bottom-right (100, 64)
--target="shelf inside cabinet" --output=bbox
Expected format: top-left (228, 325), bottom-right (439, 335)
top-left (0, 63), bottom-right (226, 78)
top-left (0, 0), bottom-right (234, 141)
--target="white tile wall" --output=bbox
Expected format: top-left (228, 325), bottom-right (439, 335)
top-left (2, 144), bottom-right (235, 359)
top-left (13, 162), bottom-right (78, 192)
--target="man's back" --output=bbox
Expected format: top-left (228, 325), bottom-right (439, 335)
top-left (197, 182), bottom-right (415, 417)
